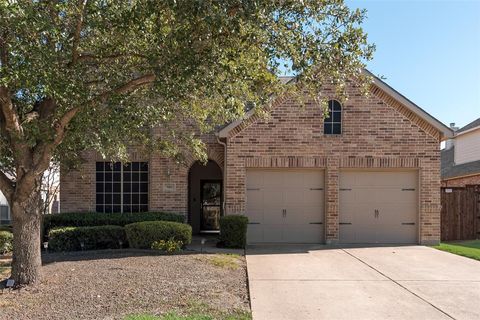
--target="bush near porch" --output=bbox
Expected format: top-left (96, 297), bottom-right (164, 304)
top-left (48, 225), bottom-right (127, 252)
top-left (125, 221), bottom-right (192, 249)
top-left (43, 211), bottom-right (184, 237)
top-left (218, 215), bottom-right (248, 249)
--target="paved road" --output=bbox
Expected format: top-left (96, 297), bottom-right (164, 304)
top-left (246, 245), bottom-right (480, 320)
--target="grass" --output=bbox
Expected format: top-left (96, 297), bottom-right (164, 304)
top-left (433, 240), bottom-right (480, 261)
top-left (125, 312), bottom-right (250, 320)
top-left (125, 299), bottom-right (251, 320)
top-left (202, 254), bottom-right (241, 270)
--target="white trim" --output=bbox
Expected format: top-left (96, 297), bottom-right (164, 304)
top-left (454, 125), bottom-right (480, 137)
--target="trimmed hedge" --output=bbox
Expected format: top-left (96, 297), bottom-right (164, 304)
top-left (43, 212), bottom-right (184, 236)
top-left (218, 215), bottom-right (249, 248)
top-left (0, 230), bottom-right (13, 254)
top-left (48, 225), bottom-right (127, 252)
top-left (125, 221), bottom-right (192, 249)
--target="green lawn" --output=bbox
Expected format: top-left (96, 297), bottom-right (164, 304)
top-left (433, 240), bottom-right (480, 261)
top-left (125, 312), bottom-right (251, 320)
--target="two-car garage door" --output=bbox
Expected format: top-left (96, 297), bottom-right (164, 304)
top-left (246, 169), bottom-right (418, 244)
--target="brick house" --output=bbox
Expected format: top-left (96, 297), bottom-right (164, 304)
top-left (61, 70), bottom-right (453, 245)
top-left (441, 118), bottom-right (480, 187)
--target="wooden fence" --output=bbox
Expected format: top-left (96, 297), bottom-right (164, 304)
top-left (441, 185), bottom-right (480, 241)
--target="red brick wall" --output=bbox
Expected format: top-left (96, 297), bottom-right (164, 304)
top-left (224, 83), bottom-right (442, 245)
top-left (442, 175), bottom-right (480, 187)
top-left (60, 134), bottom-right (224, 219)
top-left (61, 82), bottom-right (443, 244)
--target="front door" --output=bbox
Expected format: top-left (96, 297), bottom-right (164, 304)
top-left (200, 180), bottom-right (222, 231)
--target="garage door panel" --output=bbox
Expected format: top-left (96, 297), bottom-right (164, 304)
top-left (246, 169), bottom-right (325, 244)
top-left (339, 170), bottom-right (418, 244)
top-left (262, 171), bottom-right (284, 187)
top-left (303, 172), bottom-right (325, 188)
top-left (283, 225), bottom-right (323, 243)
top-left (263, 224), bottom-right (283, 242)
top-left (263, 191), bottom-right (283, 209)
top-left (247, 224), bottom-right (263, 243)
top-left (246, 190), bottom-right (263, 211)
top-left (283, 171), bottom-right (305, 187)
top-left (304, 190), bottom-right (324, 205)
top-left (284, 189), bottom-right (304, 204)
top-left (246, 171), bottom-right (264, 189)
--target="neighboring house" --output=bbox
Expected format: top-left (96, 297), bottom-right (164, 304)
top-left (60, 70), bottom-right (453, 245)
top-left (0, 191), bottom-right (10, 225)
top-left (441, 118), bottom-right (480, 187)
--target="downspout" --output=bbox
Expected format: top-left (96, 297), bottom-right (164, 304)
top-left (216, 134), bottom-right (227, 215)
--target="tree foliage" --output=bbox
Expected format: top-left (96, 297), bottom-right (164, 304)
top-left (1, 0), bottom-right (374, 285)
top-left (0, 0), bottom-right (373, 193)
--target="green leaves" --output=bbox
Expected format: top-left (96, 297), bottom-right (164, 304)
top-left (0, 0), bottom-right (374, 173)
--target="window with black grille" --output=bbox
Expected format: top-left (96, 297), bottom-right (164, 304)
top-left (324, 100), bottom-right (342, 135)
top-left (95, 162), bottom-right (148, 213)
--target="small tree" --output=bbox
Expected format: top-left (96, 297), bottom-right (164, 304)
top-left (0, 0), bottom-right (373, 285)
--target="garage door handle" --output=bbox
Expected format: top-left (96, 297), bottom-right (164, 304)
top-left (402, 188), bottom-right (415, 191)
top-left (339, 222), bottom-right (352, 225)
top-left (310, 188), bottom-right (324, 190)
top-left (282, 209), bottom-right (286, 217)
top-left (340, 188), bottom-right (352, 191)
top-left (309, 222), bottom-right (323, 225)
top-left (248, 222), bottom-right (261, 225)
top-left (401, 222), bottom-right (415, 225)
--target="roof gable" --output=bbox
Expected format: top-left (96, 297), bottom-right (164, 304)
top-left (217, 69), bottom-right (453, 140)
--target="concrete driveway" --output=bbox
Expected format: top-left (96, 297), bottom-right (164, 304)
top-left (246, 245), bottom-right (480, 320)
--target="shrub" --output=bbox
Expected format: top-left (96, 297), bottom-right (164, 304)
top-left (151, 238), bottom-right (183, 254)
top-left (0, 231), bottom-right (13, 254)
top-left (0, 225), bottom-right (12, 232)
top-left (43, 212), bottom-right (184, 236)
top-left (218, 215), bottom-right (248, 248)
top-left (48, 225), bottom-right (127, 252)
top-left (125, 221), bottom-right (192, 249)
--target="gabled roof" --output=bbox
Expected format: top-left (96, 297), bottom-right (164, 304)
top-left (364, 70), bottom-right (453, 139)
top-left (441, 146), bottom-right (480, 179)
top-left (456, 117), bottom-right (480, 135)
top-left (217, 69), bottom-right (454, 140)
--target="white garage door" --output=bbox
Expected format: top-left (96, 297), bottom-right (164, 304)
top-left (246, 169), bottom-right (325, 243)
top-left (339, 170), bottom-right (418, 244)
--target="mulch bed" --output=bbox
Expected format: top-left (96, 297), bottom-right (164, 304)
top-left (0, 250), bottom-right (250, 320)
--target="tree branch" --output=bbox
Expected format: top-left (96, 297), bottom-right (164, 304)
top-left (0, 86), bottom-right (23, 136)
top-left (71, 0), bottom-right (88, 66)
top-left (0, 170), bottom-right (14, 203)
top-left (97, 73), bottom-right (156, 102)
top-left (32, 74), bottom-right (156, 178)
top-left (76, 52), bottom-right (148, 62)
top-left (0, 32), bottom-right (8, 68)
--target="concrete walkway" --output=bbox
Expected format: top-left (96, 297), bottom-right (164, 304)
top-left (246, 245), bottom-right (480, 320)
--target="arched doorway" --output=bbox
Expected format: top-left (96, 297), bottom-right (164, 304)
top-left (188, 160), bottom-right (223, 234)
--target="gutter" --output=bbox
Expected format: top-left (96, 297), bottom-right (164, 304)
top-left (216, 134), bottom-right (227, 214)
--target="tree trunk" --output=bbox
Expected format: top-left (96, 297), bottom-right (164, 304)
top-left (10, 183), bottom-right (43, 286)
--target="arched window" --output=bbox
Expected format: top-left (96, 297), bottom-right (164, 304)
top-left (324, 100), bottom-right (342, 135)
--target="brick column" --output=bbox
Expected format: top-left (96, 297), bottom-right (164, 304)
top-left (419, 159), bottom-right (441, 245)
top-left (326, 157), bottom-right (339, 244)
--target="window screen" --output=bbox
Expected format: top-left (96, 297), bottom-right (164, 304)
top-left (324, 100), bottom-right (342, 135)
top-left (96, 162), bottom-right (148, 213)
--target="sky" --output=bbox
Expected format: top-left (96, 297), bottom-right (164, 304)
top-left (345, 0), bottom-right (480, 128)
